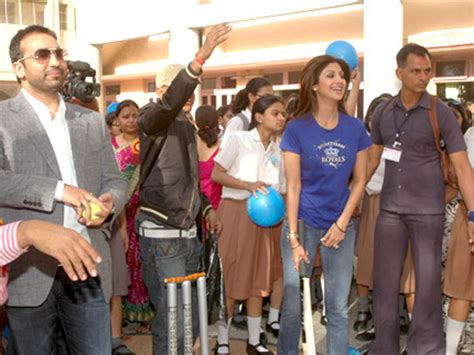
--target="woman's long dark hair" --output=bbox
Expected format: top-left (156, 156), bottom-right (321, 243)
top-left (195, 105), bottom-right (220, 147)
top-left (294, 55), bottom-right (351, 118)
top-left (364, 93), bottom-right (393, 132)
top-left (231, 77), bottom-right (272, 115)
top-left (249, 95), bottom-right (285, 130)
top-left (444, 99), bottom-right (470, 133)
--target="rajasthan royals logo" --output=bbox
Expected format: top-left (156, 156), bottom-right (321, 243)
top-left (317, 141), bottom-right (346, 168)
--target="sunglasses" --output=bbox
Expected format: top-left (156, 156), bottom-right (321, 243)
top-left (16, 48), bottom-right (68, 64)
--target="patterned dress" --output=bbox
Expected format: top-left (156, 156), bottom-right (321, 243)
top-left (112, 136), bottom-right (153, 322)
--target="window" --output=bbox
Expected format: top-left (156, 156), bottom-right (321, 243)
top-left (34, 0), bottom-right (45, 25)
top-left (59, 3), bottom-right (67, 30)
top-left (288, 71), bottom-right (302, 84)
top-left (21, 1), bottom-right (34, 24)
top-left (201, 77), bottom-right (216, 90)
top-left (147, 82), bottom-right (156, 93)
top-left (221, 76), bottom-right (236, 89)
top-left (6, 1), bottom-right (19, 24)
top-left (105, 85), bottom-right (121, 96)
top-left (436, 60), bottom-right (466, 77)
top-left (264, 73), bottom-right (283, 85)
top-left (0, 0), bottom-right (46, 25)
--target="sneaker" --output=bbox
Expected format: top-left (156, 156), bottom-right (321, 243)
top-left (353, 311), bottom-right (372, 332)
top-left (355, 327), bottom-right (375, 342)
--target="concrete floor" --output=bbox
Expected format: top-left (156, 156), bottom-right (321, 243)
top-left (122, 281), bottom-right (409, 354)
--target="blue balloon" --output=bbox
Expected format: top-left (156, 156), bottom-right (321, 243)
top-left (247, 186), bottom-right (285, 227)
top-left (106, 102), bottom-right (119, 114)
top-left (326, 40), bottom-right (358, 70)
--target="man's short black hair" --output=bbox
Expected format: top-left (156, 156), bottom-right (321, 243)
top-left (396, 43), bottom-right (432, 68)
top-left (9, 25), bottom-right (57, 64)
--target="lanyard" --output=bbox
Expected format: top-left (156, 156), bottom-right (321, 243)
top-left (392, 109), bottom-right (410, 145)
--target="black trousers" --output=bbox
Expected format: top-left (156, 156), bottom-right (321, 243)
top-left (369, 210), bottom-right (445, 355)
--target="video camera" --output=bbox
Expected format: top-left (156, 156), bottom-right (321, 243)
top-left (62, 61), bottom-right (101, 103)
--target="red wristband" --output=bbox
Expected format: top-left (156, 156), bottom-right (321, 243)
top-left (195, 53), bottom-right (205, 66)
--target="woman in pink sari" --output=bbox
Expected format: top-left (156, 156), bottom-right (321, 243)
top-left (112, 100), bottom-right (153, 329)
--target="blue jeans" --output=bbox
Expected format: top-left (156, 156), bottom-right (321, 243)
top-left (277, 220), bottom-right (356, 355)
top-left (7, 268), bottom-right (111, 355)
top-left (140, 235), bottom-right (202, 355)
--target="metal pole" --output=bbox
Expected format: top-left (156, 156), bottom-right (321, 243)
top-left (197, 276), bottom-right (209, 355)
top-left (182, 280), bottom-right (193, 355)
top-left (167, 282), bottom-right (178, 355)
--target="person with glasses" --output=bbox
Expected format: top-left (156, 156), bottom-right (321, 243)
top-left (0, 25), bottom-right (127, 354)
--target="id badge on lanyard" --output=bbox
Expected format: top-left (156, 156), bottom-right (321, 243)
top-left (382, 140), bottom-right (402, 163)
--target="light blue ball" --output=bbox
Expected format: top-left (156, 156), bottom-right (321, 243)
top-left (348, 346), bottom-right (362, 355)
top-left (247, 186), bottom-right (285, 228)
top-left (326, 40), bottom-right (359, 70)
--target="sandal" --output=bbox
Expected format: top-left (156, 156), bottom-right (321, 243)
top-left (214, 342), bottom-right (230, 354)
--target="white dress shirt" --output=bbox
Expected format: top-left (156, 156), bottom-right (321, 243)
top-left (22, 89), bottom-right (90, 242)
top-left (220, 108), bottom-right (251, 149)
top-left (215, 128), bottom-right (286, 200)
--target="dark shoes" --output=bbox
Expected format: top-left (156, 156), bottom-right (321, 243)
top-left (246, 341), bottom-right (273, 354)
top-left (353, 311), bottom-right (372, 332)
top-left (265, 321), bottom-right (279, 337)
top-left (320, 315), bottom-right (327, 326)
top-left (112, 344), bottom-right (135, 355)
top-left (355, 327), bottom-right (375, 342)
top-left (399, 316), bottom-right (410, 334)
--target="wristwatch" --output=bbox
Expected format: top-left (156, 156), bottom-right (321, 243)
top-left (468, 210), bottom-right (474, 223)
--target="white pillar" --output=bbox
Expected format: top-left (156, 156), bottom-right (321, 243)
top-left (363, 0), bottom-right (403, 114)
top-left (169, 26), bottom-right (202, 109)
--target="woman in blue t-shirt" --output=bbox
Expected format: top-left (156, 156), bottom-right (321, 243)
top-left (278, 55), bottom-right (372, 355)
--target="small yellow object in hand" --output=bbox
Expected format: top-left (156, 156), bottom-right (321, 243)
top-left (81, 202), bottom-right (102, 222)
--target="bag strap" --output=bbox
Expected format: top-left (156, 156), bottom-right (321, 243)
top-left (427, 95), bottom-right (442, 154)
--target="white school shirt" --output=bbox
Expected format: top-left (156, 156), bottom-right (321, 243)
top-left (215, 128), bottom-right (286, 200)
top-left (22, 89), bottom-right (90, 242)
top-left (365, 159), bottom-right (385, 195)
top-left (464, 127), bottom-right (474, 168)
top-left (220, 108), bottom-right (251, 149)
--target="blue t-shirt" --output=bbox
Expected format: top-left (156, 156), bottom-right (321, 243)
top-left (280, 113), bottom-right (372, 229)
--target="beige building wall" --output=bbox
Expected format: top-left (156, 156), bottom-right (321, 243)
top-left (78, 0), bottom-right (473, 115)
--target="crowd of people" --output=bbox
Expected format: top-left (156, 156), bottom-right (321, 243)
top-left (0, 23), bottom-right (473, 355)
